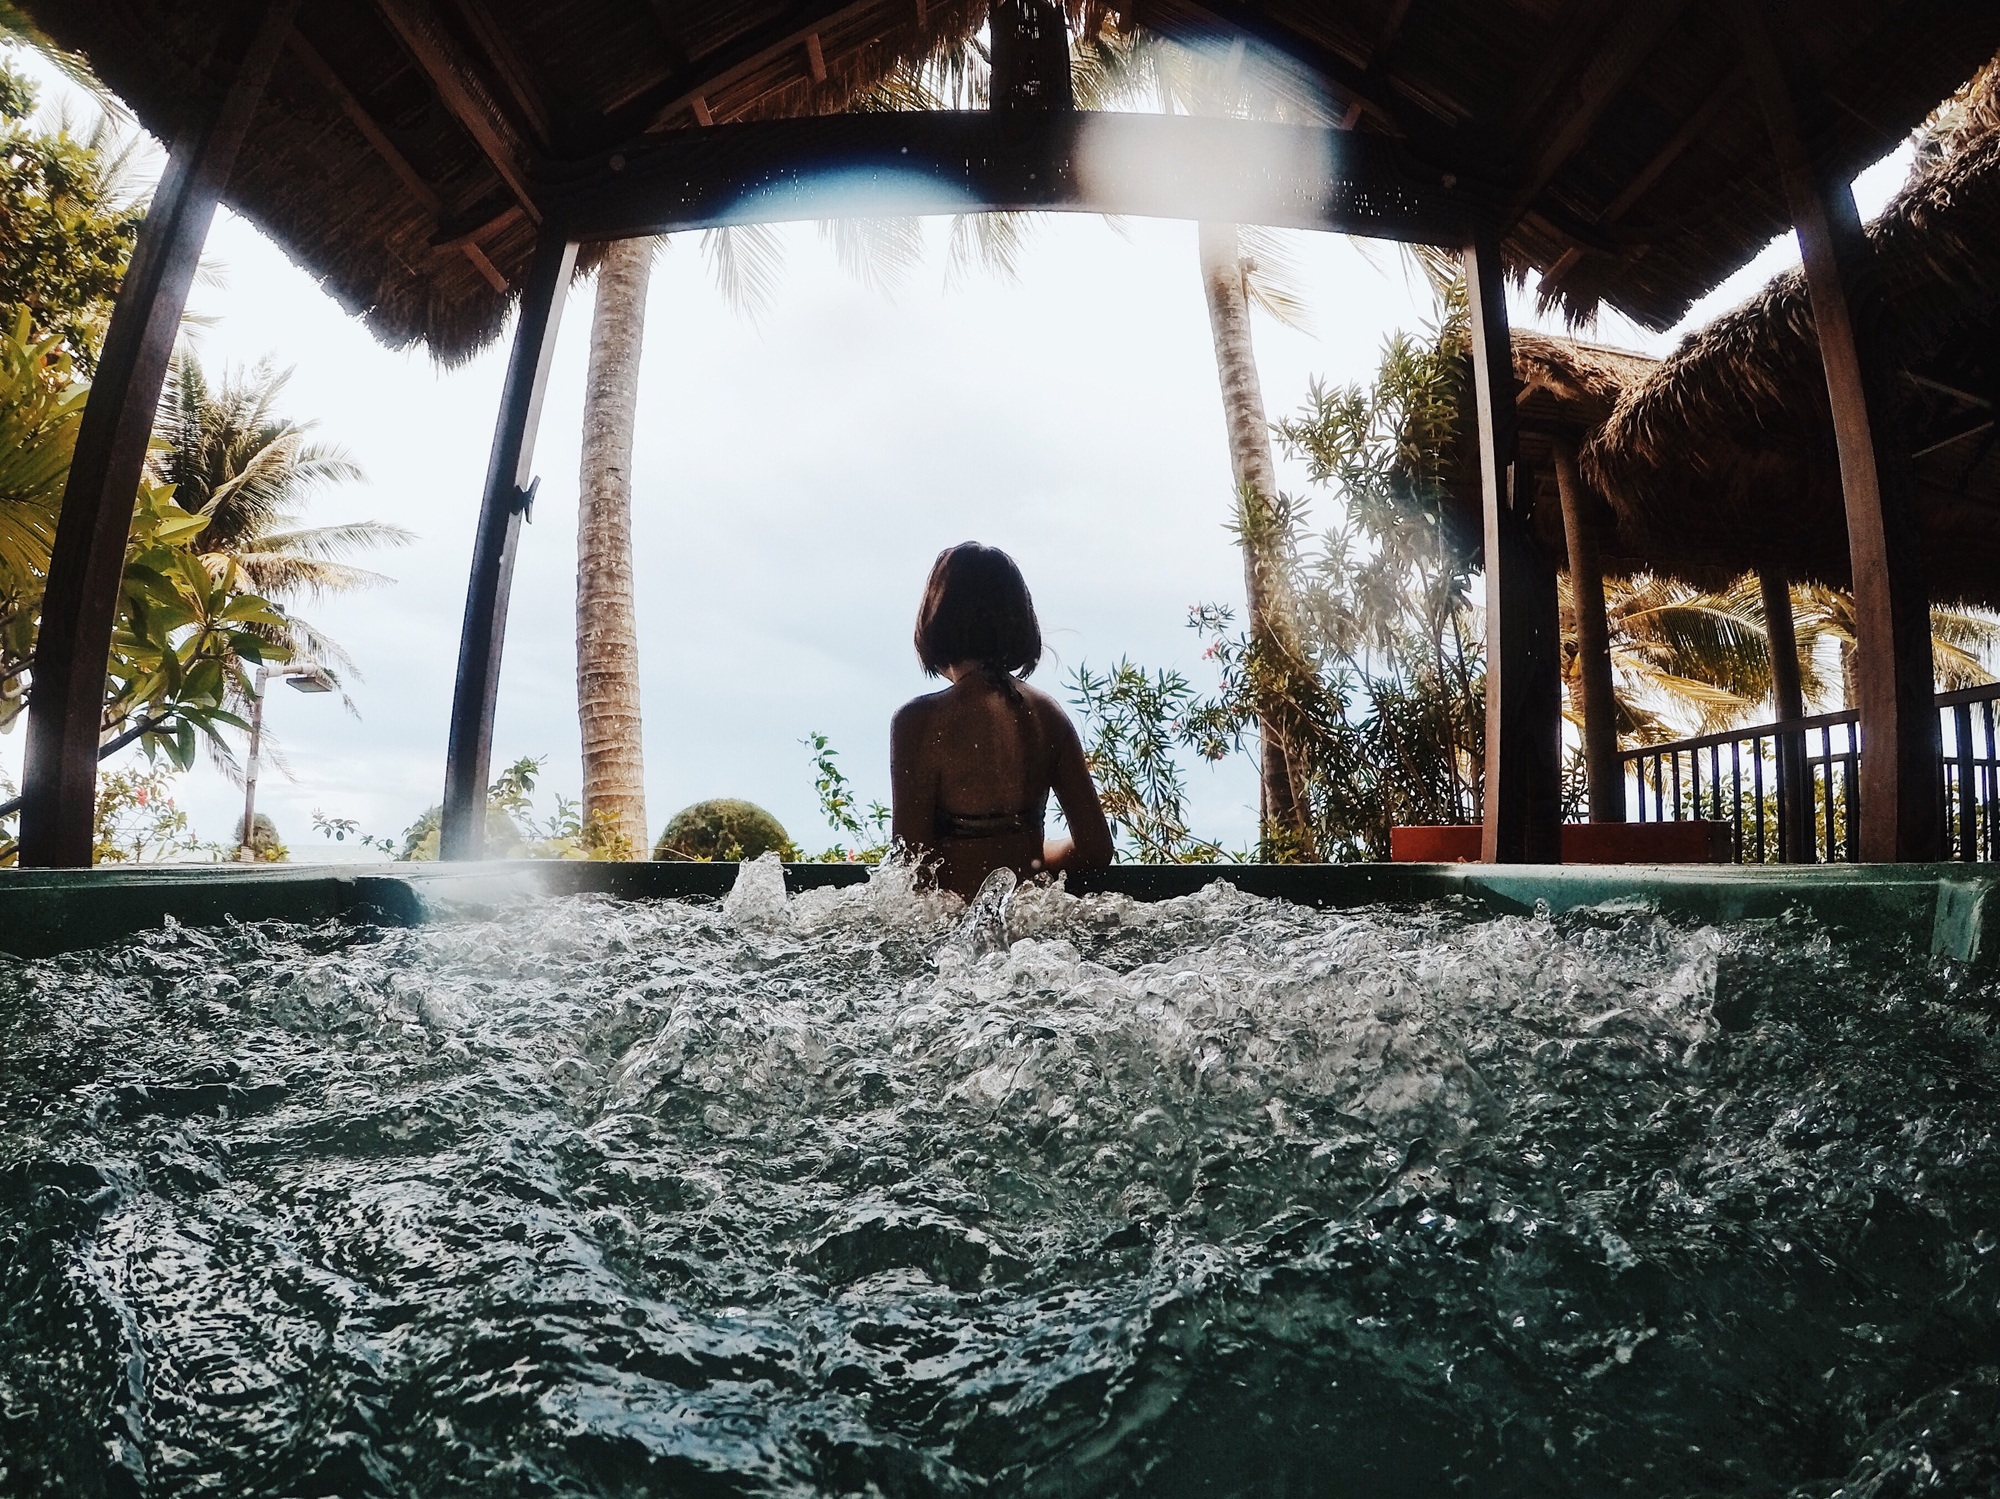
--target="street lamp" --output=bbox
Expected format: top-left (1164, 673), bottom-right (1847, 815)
top-left (238, 662), bottom-right (334, 861)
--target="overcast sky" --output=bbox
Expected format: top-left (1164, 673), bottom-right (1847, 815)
top-left (2, 51), bottom-right (1913, 860)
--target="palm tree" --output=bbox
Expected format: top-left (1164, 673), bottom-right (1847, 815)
top-left (569, 31), bottom-right (1018, 861)
top-left (1561, 570), bottom-right (1999, 746)
top-left (576, 237), bottom-right (655, 857)
top-left (152, 352), bottom-right (408, 731)
top-left (1070, 25), bottom-right (1319, 855)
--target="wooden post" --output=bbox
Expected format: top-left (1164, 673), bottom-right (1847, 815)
top-left (1739, 2), bottom-right (1939, 861)
top-left (1553, 438), bottom-right (1623, 822)
top-left (17, 0), bottom-right (298, 868)
top-left (988, 0), bottom-right (1073, 113)
top-left (1465, 235), bottom-right (1562, 862)
top-left (440, 233), bottom-right (577, 860)
top-left (1760, 567), bottom-right (1812, 862)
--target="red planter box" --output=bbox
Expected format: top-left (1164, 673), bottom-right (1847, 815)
top-left (1390, 822), bottom-right (1734, 864)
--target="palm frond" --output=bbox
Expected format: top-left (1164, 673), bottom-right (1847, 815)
top-left (699, 224), bottom-right (785, 324)
top-left (818, 216), bottom-right (925, 294)
top-left (945, 211), bottom-right (1036, 286)
top-left (1237, 224), bottom-right (1312, 334)
top-left (237, 520), bottom-right (414, 559)
top-left (225, 555), bottom-right (394, 600)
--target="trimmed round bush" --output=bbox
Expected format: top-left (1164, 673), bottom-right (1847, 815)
top-left (653, 799), bottom-right (792, 862)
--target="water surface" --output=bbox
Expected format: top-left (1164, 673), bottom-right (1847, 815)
top-left (3, 861), bottom-right (1998, 1495)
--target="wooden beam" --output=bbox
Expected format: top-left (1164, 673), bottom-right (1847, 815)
top-left (440, 0), bottom-right (555, 147)
top-left (289, 35), bottom-right (514, 290)
top-left (1466, 233), bottom-right (1562, 863)
top-left (1538, 65), bottom-right (1744, 296)
top-left (1338, 0), bottom-right (1417, 128)
top-left (596, 0), bottom-right (878, 141)
top-left (1553, 439), bottom-right (1623, 822)
top-left (1740, 0), bottom-right (1939, 861)
top-left (440, 234), bottom-right (577, 860)
top-left (690, 94), bottom-right (713, 126)
top-left (805, 31), bottom-right (827, 85)
top-left (430, 200), bottom-right (524, 249)
top-left (19, 0), bottom-right (299, 868)
top-left (545, 110), bottom-right (1474, 243)
top-left (373, 0), bottom-right (541, 220)
top-left (644, 0), bottom-right (688, 67)
top-left (459, 240), bottom-right (508, 293)
top-left (287, 31), bottom-right (442, 215)
top-left (1760, 567), bottom-right (1812, 862)
top-left (1172, 0), bottom-right (1415, 138)
top-left (1503, 0), bottom-right (1692, 226)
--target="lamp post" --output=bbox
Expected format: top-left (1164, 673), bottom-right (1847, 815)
top-left (238, 662), bottom-right (333, 861)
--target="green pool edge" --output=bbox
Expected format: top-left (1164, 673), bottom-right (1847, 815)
top-left (4, 859), bottom-right (1997, 965)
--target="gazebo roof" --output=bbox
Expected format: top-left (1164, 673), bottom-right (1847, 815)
top-left (1585, 55), bottom-right (2000, 609)
top-left (26, 1), bottom-right (2000, 362)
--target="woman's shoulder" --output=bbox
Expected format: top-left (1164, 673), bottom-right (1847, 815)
top-left (1018, 679), bottom-right (1079, 730)
top-left (892, 687), bottom-right (952, 731)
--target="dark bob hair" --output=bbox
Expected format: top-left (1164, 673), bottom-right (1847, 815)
top-left (914, 542), bottom-right (1042, 679)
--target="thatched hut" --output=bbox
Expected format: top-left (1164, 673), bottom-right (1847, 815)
top-left (14, 0), bottom-right (2000, 866)
top-left (1586, 58), bottom-right (2000, 611)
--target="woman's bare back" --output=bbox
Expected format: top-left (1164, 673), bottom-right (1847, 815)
top-left (892, 671), bottom-right (1112, 898)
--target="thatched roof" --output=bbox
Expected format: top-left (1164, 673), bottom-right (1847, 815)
top-left (24, 2), bottom-right (2000, 361)
top-left (1460, 330), bottom-right (1658, 574)
top-left (29, 0), bottom-right (986, 363)
top-left (1585, 55), bottom-right (2000, 608)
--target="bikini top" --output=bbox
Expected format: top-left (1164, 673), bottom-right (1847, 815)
top-left (936, 793), bottom-right (1048, 841)
top-left (933, 664), bottom-right (1047, 841)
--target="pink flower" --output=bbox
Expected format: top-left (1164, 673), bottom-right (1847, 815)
top-left (135, 788), bottom-right (148, 806)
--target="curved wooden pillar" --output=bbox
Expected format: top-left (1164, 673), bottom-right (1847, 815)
top-left (1740, 2), bottom-right (1939, 861)
top-left (440, 234), bottom-right (577, 860)
top-left (1553, 439), bottom-right (1624, 822)
top-left (1760, 566), bottom-right (1812, 862)
top-left (18, 0), bottom-right (297, 868)
top-left (1466, 235), bottom-right (1562, 862)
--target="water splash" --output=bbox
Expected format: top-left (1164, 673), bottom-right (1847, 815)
top-left (1, 870), bottom-right (1997, 1496)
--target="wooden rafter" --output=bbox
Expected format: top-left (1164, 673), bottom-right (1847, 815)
top-left (805, 31), bottom-right (827, 84)
top-left (1503, 0), bottom-right (1692, 226)
top-left (373, 0), bottom-right (541, 220)
top-left (286, 32), bottom-right (442, 216)
top-left (440, 0), bottom-right (556, 147)
top-left (1338, 0), bottom-right (1417, 128)
top-left (1168, 0), bottom-right (1498, 181)
top-left (287, 31), bottom-right (510, 291)
top-left (1539, 64), bottom-right (1744, 294)
top-left (596, 0), bottom-right (880, 140)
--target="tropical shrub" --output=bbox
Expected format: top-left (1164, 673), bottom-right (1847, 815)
top-left (654, 798), bottom-right (793, 862)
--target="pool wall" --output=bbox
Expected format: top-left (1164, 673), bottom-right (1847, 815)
top-left (3, 860), bottom-right (1998, 964)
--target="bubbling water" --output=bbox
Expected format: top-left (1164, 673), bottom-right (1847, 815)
top-left (2, 859), bottom-right (1998, 1496)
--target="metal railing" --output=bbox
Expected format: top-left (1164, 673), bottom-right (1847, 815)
top-left (1617, 682), bottom-right (2000, 863)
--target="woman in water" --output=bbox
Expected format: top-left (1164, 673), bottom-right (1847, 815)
top-left (892, 543), bottom-right (1115, 898)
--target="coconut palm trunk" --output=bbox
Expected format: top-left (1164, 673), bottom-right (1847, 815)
top-left (1197, 220), bottom-right (1315, 859)
top-left (576, 237), bottom-right (655, 856)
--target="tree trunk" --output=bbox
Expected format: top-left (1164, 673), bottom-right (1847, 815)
top-left (1553, 440), bottom-right (1624, 821)
top-left (1196, 220), bottom-right (1315, 860)
top-left (576, 237), bottom-right (654, 857)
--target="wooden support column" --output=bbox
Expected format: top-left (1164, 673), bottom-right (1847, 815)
top-left (1740, 2), bottom-right (1939, 861)
top-left (1760, 567), bottom-right (1812, 862)
top-left (989, 0), bottom-right (1074, 113)
top-left (1465, 235), bottom-right (1562, 862)
top-left (18, 0), bottom-right (298, 868)
top-left (1553, 438), bottom-right (1623, 822)
top-left (440, 233), bottom-right (577, 860)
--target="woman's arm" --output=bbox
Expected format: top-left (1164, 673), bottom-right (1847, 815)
top-left (889, 700), bottom-right (937, 863)
top-left (1042, 706), bottom-right (1115, 873)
